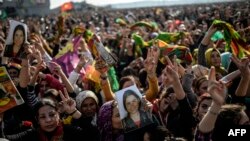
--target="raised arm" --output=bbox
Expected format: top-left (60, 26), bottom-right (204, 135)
top-left (231, 55), bottom-right (250, 97)
top-left (144, 46), bottom-right (160, 102)
top-left (95, 56), bottom-right (115, 101)
top-left (198, 67), bottom-right (227, 133)
top-left (50, 62), bottom-right (74, 94)
top-left (198, 24), bottom-right (217, 67)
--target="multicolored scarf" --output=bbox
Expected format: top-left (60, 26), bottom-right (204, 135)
top-left (115, 18), bottom-right (127, 26)
top-left (97, 101), bottom-right (124, 141)
top-left (205, 48), bottom-right (227, 76)
top-left (38, 124), bottom-right (64, 141)
top-left (213, 20), bottom-right (250, 58)
top-left (132, 32), bottom-right (185, 47)
top-left (130, 21), bottom-right (158, 31)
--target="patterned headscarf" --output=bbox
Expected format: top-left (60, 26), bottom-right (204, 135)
top-left (205, 48), bottom-right (227, 76)
top-left (97, 101), bottom-right (124, 141)
top-left (76, 90), bottom-right (99, 110)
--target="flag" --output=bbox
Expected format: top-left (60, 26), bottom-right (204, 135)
top-left (155, 40), bottom-right (193, 65)
top-left (213, 20), bottom-right (250, 58)
top-left (115, 18), bottom-right (127, 26)
top-left (61, 2), bottom-right (73, 12)
top-left (53, 36), bottom-right (81, 76)
top-left (87, 34), bottom-right (118, 66)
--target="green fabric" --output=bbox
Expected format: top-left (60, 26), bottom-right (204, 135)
top-left (0, 10), bottom-right (7, 20)
top-left (211, 31), bottom-right (224, 42)
top-left (108, 67), bottom-right (119, 92)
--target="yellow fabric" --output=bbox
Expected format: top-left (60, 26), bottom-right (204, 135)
top-left (62, 115), bottom-right (73, 125)
top-left (100, 79), bottom-right (115, 101)
top-left (205, 48), bottom-right (227, 75)
top-left (145, 75), bottom-right (159, 102)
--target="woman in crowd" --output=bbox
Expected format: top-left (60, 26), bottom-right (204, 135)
top-left (122, 89), bottom-right (153, 132)
top-left (4, 24), bottom-right (26, 58)
top-left (198, 24), bottom-right (227, 78)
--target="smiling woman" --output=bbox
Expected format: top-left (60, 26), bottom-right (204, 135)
top-left (122, 89), bottom-right (153, 132)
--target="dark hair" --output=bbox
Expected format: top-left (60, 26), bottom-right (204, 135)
top-left (33, 98), bottom-right (58, 118)
top-left (119, 75), bottom-right (141, 89)
top-left (123, 89), bottom-right (141, 111)
top-left (193, 76), bottom-right (208, 96)
top-left (13, 24), bottom-right (25, 45)
top-left (212, 104), bottom-right (245, 140)
top-left (43, 89), bottom-right (61, 102)
top-left (146, 126), bottom-right (186, 141)
top-left (160, 87), bottom-right (175, 99)
top-left (195, 93), bottom-right (212, 119)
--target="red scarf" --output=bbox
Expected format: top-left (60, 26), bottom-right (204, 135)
top-left (38, 123), bottom-right (64, 141)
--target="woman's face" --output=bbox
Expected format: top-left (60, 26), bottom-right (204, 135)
top-left (198, 99), bottom-right (212, 120)
top-left (112, 105), bottom-right (123, 129)
top-left (198, 80), bottom-right (208, 95)
top-left (40, 80), bottom-right (49, 93)
top-left (210, 51), bottom-right (221, 67)
top-left (14, 29), bottom-right (24, 47)
top-left (38, 105), bottom-right (60, 132)
top-left (81, 97), bottom-right (97, 117)
top-left (125, 95), bottom-right (140, 114)
top-left (159, 93), bottom-right (176, 113)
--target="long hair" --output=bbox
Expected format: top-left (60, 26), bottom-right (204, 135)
top-left (122, 89), bottom-right (141, 112)
top-left (12, 24), bottom-right (26, 46)
top-left (33, 98), bottom-right (58, 118)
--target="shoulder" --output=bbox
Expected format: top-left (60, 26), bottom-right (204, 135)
top-left (63, 125), bottom-right (99, 141)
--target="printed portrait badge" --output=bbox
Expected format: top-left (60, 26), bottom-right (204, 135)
top-left (115, 84), bottom-right (154, 133)
top-left (3, 20), bottom-right (28, 59)
top-left (0, 67), bottom-right (24, 113)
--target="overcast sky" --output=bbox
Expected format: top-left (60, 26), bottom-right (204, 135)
top-left (50, 0), bottom-right (145, 9)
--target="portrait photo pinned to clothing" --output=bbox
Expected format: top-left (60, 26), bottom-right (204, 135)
top-left (3, 20), bottom-right (28, 59)
top-left (115, 85), bottom-right (154, 132)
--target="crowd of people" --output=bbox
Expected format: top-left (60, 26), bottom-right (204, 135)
top-left (0, 1), bottom-right (249, 141)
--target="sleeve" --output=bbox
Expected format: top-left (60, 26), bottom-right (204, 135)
top-left (68, 70), bottom-right (81, 94)
top-left (194, 127), bottom-right (213, 141)
top-left (43, 52), bottom-right (52, 63)
top-left (145, 76), bottom-right (159, 102)
top-left (178, 96), bottom-right (196, 140)
top-left (26, 85), bottom-right (39, 108)
top-left (5, 128), bottom-right (37, 141)
top-left (198, 44), bottom-right (208, 67)
top-left (182, 73), bottom-right (197, 108)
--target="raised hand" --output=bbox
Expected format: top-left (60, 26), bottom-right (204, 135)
top-left (48, 61), bottom-right (64, 76)
top-left (207, 66), bottom-right (227, 106)
top-left (95, 56), bottom-right (109, 74)
top-left (162, 55), bottom-right (179, 86)
top-left (58, 88), bottom-right (76, 114)
top-left (144, 45), bottom-right (160, 76)
top-left (231, 55), bottom-right (250, 77)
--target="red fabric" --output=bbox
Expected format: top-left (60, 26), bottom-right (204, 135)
top-left (38, 123), bottom-right (64, 141)
top-left (61, 2), bottom-right (73, 12)
top-left (45, 74), bottom-right (64, 92)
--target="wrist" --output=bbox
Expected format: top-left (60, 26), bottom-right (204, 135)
top-left (67, 109), bottom-right (78, 116)
top-left (208, 107), bottom-right (219, 116)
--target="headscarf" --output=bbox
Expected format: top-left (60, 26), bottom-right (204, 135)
top-left (76, 90), bottom-right (99, 110)
top-left (205, 48), bottom-right (227, 75)
top-left (221, 52), bottom-right (232, 71)
top-left (97, 101), bottom-right (124, 141)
